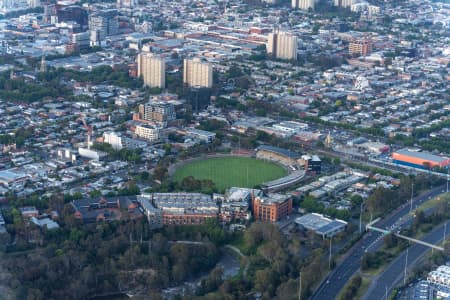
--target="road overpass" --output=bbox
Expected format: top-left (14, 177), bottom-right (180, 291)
top-left (311, 185), bottom-right (447, 300)
top-left (362, 221), bottom-right (450, 300)
top-left (366, 224), bottom-right (444, 251)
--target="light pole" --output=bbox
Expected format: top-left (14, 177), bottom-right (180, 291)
top-left (444, 222), bottom-right (447, 245)
top-left (403, 246), bottom-right (409, 285)
top-left (298, 271), bottom-right (301, 300)
top-left (410, 183), bottom-right (414, 213)
top-left (447, 168), bottom-right (449, 193)
top-left (359, 202), bottom-right (364, 234)
top-left (329, 237), bottom-right (332, 270)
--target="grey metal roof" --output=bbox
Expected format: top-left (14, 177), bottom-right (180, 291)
top-left (295, 213), bottom-right (347, 235)
top-left (257, 145), bottom-right (300, 159)
top-left (395, 148), bottom-right (449, 163)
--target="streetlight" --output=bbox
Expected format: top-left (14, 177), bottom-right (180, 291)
top-left (329, 237), bottom-right (332, 270)
top-left (444, 222), bottom-right (447, 245)
top-left (410, 183), bottom-right (414, 213)
top-left (447, 168), bottom-right (449, 193)
top-left (359, 202), bottom-right (364, 234)
top-left (298, 271), bottom-right (302, 300)
top-left (404, 246), bottom-right (409, 286)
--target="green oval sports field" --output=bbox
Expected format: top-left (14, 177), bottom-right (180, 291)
top-left (173, 156), bottom-right (287, 191)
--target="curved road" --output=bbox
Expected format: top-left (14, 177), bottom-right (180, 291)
top-left (363, 220), bottom-right (450, 300)
top-left (311, 185), bottom-right (447, 300)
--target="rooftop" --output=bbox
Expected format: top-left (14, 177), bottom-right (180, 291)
top-left (0, 169), bottom-right (27, 182)
top-left (295, 213), bottom-right (347, 235)
top-left (30, 217), bottom-right (59, 230)
top-left (226, 187), bottom-right (262, 202)
top-left (394, 148), bottom-right (449, 163)
top-left (149, 193), bottom-right (218, 214)
top-left (256, 193), bottom-right (291, 205)
top-left (186, 128), bottom-right (216, 137)
top-left (257, 145), bottom-right (301, 159)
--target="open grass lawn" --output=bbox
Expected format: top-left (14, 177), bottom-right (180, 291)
top-left (173, 156), bottom-right (287, 191)
top-left (412, 192), bottom-right (450, 215)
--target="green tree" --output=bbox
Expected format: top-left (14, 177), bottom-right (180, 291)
top-left (301, 196), bottom-right (325, 213)
top-left (154, 165), bottom-right (168, 182)
top-left (383, 233), bottom-right (398, 249)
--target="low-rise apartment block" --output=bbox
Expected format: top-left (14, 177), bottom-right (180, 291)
top-left (219, 187), bottom-right (263, 223)
top-left (135, 124), bottom-right (160, 142)
top-left (139, 193), bottom-right (218, 226)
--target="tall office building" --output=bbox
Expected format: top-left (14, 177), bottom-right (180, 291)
top-left (57, 5), bottom-right (88, 29)
top-left (137, 53), bottom-right (165, 89)
top-left (334, 0), bottom-right (354, 8)
top-left (88, 9), bottom-right (118, 40)
top-left (183, 58), bottom-right (213, 88)
top-left (90, 30), bottom-right (101, 47)
top-left (292, 0), bottom-right (315, 10)
top-left (267, 31), bottom-right (298, 60)
top-left (71, 31), bottom-right (90, 50)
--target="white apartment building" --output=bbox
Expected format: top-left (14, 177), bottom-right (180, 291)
top-left (351, 2), bottom-right (380, 14)
top-left (334, 0), bottom-right (355, 8)
top-left (103, 132), bottom-right (124, 150)
top-left (292, 0), bottom-right (316, 10)
top-left (135, 125), bottom-right (160, 142)
top-left (183, 58), bottom-right (213, 88)
top-left (267, 31), bottom-right (298, 60)
top-left (137, 53), bottom-right (165, 89)
top-left (428, 265), bottom-right (450, 288)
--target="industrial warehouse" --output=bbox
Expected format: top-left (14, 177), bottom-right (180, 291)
top-left (392, 148), bottom-right (450, 170)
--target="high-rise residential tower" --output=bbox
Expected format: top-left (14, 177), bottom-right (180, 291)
top-left (292, 0), bottom-right (315, 10)
top-left (183, 58), bottom-right (213, 88)
top-left (137, 53), bottom-right (165, 89)
top-left (267, 31), bottom-right (298, 60)
top-left (334, 0), bottom-right (354, 8)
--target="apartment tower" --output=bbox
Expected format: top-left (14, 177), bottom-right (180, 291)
top-left (292, 0), bottom-right (315, 10)
top-left (334, 0), bottom-right (354, 8)
top-left (183, 58), bottom-right (213, 88)
top-left (267, 31), bottom-right (298, 60)
top-left (137, 53), bottom-right (165, 89)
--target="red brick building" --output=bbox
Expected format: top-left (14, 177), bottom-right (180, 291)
top-left (252, 193), bottom-right (292, 222)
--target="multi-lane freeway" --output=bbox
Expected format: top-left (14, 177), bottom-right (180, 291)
top-left (363, 220), bottom-right (450, 300)
top-left (311, 184), bottom-right (447, 300)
